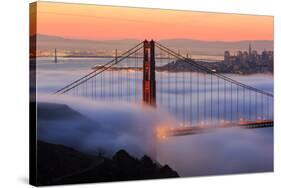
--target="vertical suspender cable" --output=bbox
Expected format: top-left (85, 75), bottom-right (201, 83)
top-left (175, 57), bottom-right (178, 121)
top-left (204, 72), bottom-right (206, 125)
top-left (197, 68), bottom-right (199, 125)
top-left (183, 62), bottom-right (185, 125)
top-left (230, 82), bottom-right (232, 123)
top-left (236, 86), bottom-right (239, 122)
top-left (224, 79), bottom-right (226, 123)
top-left (190, 64), bottom-right (193, 126)
top-left (249, 90), bottom-right (251, 121)
top-left (217, 76), bottom-right (219, 124)
top-left (211, 73), bottom-right (213, 124)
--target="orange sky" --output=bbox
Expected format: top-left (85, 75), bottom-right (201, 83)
top-left (32, 2), bottom-right (273, 41)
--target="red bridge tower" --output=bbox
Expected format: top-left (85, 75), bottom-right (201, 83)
top-left (143, 40), bottom-right (156, 107)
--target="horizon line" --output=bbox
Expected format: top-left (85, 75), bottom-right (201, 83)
top-left (33, 33), bottom-right (274, 43)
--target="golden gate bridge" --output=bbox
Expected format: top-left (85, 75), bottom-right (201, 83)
top-left (55, 40), bottom-right (274, 139)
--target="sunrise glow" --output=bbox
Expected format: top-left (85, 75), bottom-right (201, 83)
top-left (32, 2), bottom-right (273, 41)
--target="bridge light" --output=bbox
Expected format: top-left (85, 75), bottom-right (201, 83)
top-left (155, 127), bottom-right (168, 140)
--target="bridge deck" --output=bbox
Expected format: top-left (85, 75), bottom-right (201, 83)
top-left (156, 120), bottom-right (273, 138)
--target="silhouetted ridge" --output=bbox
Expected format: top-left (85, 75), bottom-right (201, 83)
top-left (36, 141), bottom-right (179, 186)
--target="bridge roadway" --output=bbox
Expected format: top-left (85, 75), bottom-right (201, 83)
top-left (156, 120), bottom-right (273, 139)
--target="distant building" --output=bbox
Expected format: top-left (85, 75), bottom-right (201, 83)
top-left (252, 50), bottom-right (258, 57)
top-left (224, 51), bottom-right (230, 61)
top-left (237, 51), bottom-right (243, 58)
top-left (243, 51), bottom-right (248, 58)
top-left (249, 43), bottom-right (252, 56)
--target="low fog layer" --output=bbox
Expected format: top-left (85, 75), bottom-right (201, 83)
top-left (157, 127), bottom-right (273, 176)
top-left (37, 94), bottom-right (273, 176)
top-left (37, 94), bottom-right (175, 158)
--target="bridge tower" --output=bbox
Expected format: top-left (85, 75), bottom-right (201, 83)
top-left (143, 40), bottom-right (156, 107)
top-left (54, 48), bottom-right (57, 63)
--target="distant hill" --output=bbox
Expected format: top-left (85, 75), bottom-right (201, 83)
top-left (33, 34), bottom-right (141, 52)
top-left (159, 38), bottom-right (273, 55)
top-left (32, 34), bottom-right (273, 56)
